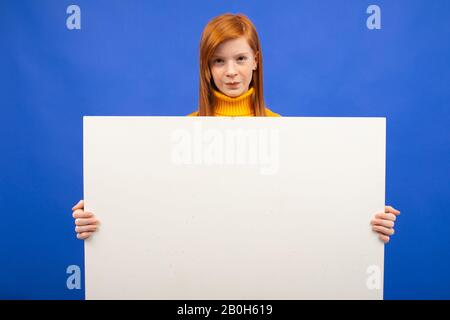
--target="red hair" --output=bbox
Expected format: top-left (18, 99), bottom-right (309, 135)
top-left (198, 13), bottom-right (267, 116)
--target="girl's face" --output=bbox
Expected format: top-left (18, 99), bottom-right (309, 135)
top-left (209, 37), bottom-right (258, 98)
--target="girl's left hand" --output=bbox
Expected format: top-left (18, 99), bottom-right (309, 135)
top-left (371, 205), bottom-right (401, 244)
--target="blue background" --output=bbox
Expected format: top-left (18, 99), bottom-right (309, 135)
top-left (1, 0), bottom-right (449, 299)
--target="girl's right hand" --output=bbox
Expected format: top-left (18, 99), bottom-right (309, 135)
top-left (72, 200), bottom-right (99, 240)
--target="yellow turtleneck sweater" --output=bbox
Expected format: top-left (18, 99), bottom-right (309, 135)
top-left (187, 87), bottom-right (281, 117)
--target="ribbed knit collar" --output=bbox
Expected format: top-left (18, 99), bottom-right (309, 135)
top-left (212, 87), bottom-right (255, 116)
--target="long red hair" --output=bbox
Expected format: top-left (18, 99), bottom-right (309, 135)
top-left (198, 13), bottom-right (267, 116)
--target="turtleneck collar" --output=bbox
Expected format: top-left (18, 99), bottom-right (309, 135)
top-left (212, 87), bottom-right (255, 116)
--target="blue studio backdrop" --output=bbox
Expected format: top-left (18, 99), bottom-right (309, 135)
top-left (1, 0), bottom-right (449, 299)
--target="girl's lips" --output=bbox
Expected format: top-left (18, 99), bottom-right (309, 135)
top-left (226, 82), bottom-right (240, 87)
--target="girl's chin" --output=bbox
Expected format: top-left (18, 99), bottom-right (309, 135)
top-left (222, 87), bottom-right (243, 97)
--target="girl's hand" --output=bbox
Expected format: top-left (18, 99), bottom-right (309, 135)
top-left (72, 200), bottom-right (100, 240)
top-left (371, 205), bottom-right (401, 244)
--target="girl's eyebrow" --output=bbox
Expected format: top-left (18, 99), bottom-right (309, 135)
top-left (211, 52), bottom-right (250, 58)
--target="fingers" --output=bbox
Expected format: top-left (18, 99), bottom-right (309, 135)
top-left (372, 225), bottom-right (395, 236)
top-left (75, 217), bottom-right (98, 226)
top-left (72, 199), bottom-right (84, 211)
top-left (72, 209), bottom-right (93, 219)
top-left (371, 218), bottom-right (395, 228)
top-left (385, 205), bottom-right (400, 216)
top-left (375, 212), bottom-right (397, 222)
top-left (77, 232), bottom-right (93, 240)
top-left (379, 234), bottom-right (390, 244)
top-left (72, 200), bottom-right (98, 240)
top-left (75, 225), bottom-right (97, 233)
top-left (372, 206), bottom-right (399, 244)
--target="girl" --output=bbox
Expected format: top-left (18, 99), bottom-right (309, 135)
top-left (72, 13), bottom-right (400, 243)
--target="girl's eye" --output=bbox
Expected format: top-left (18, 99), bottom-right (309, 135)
top-left (213, 57), bottom-right (247, 64)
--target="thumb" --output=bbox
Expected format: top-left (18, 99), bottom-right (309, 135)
top-left (72, 199), bottom-right (84, 211)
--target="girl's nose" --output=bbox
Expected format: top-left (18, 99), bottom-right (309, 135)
top-left (225, 62), bottom-right (238, 77)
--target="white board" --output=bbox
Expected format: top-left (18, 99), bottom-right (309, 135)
top-left (83, 116), bottom-right (385, 300)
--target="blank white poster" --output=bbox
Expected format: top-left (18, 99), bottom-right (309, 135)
top-left (83, 116), bottom-right (385, 300)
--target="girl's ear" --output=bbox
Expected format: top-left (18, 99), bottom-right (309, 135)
top-left (253, 51), bottom-right (259, 70)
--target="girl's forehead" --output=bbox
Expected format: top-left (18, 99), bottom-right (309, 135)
top-left (213, 37), bottom-right (253, 56)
